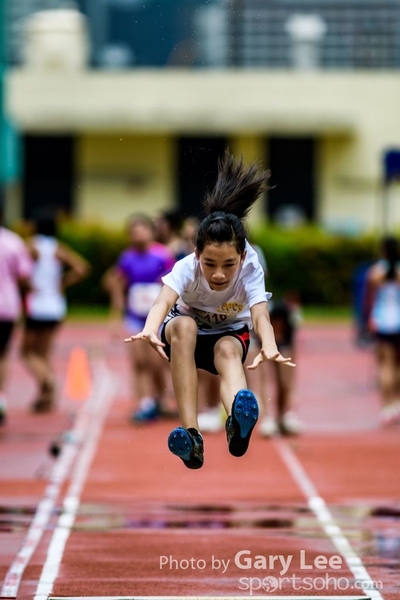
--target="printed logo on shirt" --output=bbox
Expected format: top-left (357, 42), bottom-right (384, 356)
top-left (216, 301), bottom-right (244, 316)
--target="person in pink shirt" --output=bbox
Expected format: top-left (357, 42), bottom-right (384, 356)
top-left (0, 207), bottom-right (33, 424)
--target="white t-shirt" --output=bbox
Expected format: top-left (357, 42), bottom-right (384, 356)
top-left (26, 235), bottom-right (67, 320)
top-left (162, 241), bottom-right (271, 335)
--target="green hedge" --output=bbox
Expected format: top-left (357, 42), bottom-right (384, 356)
top-left (251, 225), bottom-right (380, 305)
top-left (52, 221), bottom-right (383, 307)
top-left (58, 221), bottom-right (125, 307)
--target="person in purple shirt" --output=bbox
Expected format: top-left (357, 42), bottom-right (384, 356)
top-left (104, 214), bottom-right (176, 422)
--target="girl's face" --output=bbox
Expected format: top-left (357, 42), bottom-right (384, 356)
top-left (196, 242), bottom-right (245, 291)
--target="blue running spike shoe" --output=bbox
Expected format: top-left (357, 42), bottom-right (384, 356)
top-left (168, 427), bottom-right (204, 469)
top-left (226, 389), bottom-right (259, 457)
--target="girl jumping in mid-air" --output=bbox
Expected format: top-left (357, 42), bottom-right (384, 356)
top-left (125, 150), bottom-right (295, 469)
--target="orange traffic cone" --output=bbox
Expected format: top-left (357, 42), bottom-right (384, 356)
top-left (64, 346), bottom-right (92, 402)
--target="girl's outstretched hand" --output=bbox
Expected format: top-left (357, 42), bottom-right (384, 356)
top-left (124, 332), bottom-right (169, 360)
top-left (246, 348), bottom-right (296, 369)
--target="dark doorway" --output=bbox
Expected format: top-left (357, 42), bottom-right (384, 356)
top-left (22, 135), bottom-right (75, 220)
top-left (177, 136), bottom-right (228, 218)
top-left (266, 137), bottom-right (316, 223)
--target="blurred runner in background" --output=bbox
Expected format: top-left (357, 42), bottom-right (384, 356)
top-left (104, 213), bottom-right (176, 422)
top-left (154, 210), bottom-right (201, 262)
top-left (249, 236), bottom-right (301, 438)
top-left (0, 206), bottom-right (33, 424)
top-left (20, 213), bottom-right (90, 412)
top-left (257, 294), bottom-right (302, 437)
top-left (364, 235), bottom-right (400, 426)
top-left (154, 209), bottom-right (186, 260)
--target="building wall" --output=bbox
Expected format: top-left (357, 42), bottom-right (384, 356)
top-left (76, 134), bottom-right (175, 225)
top-left (230, 135), bottom-right (267, 228)
top-left (75, 133), bottom-right (268, 227)
top-left (7, 70), bottom-right (400, 232)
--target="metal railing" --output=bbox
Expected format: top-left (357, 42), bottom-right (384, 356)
top-left (228, 0), bottom-right (400, 69)
top-left (7, 0), bottom-right (400, 69)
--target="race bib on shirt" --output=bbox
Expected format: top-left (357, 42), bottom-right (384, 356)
top-left (191, 307), bottom-right (229, 329)
top-left (127, 283), bottom-right (162, 318)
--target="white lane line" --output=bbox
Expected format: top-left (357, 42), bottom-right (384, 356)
top-left (49, 596), bottom-right (369, 600)
top-left (33, 365), bottom-right (118, 600)
top-left (274, 438), bottom-right (383, 600)
top-left (0, 360), bottom-right (114, 599)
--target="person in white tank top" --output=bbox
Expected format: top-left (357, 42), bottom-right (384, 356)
top-left (364, 235), bottom-right (400, 426)
top-left (28, 234), bottom-right (67, 321)
top-left (20, 214), bottom-right (90, 413)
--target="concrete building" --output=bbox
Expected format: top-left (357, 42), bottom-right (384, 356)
top-left (4, 0), bottom-right (400, 233)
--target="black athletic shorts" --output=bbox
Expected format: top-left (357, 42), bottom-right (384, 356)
top-left (0, 321), bottom-right (15, 356)
top-left (374, 331), bottom-right (400, 347)
top-left (161, 321), bottom-right (250, 375)
top-left (24, 318), bottom-right (62, 331)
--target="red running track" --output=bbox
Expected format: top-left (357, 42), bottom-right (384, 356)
top-left (0, 321), bottom-right (399, 600)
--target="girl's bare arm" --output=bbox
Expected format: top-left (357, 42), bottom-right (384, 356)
top-left (248, 302), bottom-right (296, 369)
top-left (57, 243), bottom-right (91, 289)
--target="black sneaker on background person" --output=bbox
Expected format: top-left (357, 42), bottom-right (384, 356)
top-left (226, 389), bottom-right (259, 457)
top-left (168, 427), bottom-right (204, 469)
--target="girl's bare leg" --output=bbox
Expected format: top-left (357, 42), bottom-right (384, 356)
top-left (275, 347), bottom-right (296, 417)
top-left (197, 371), bottom-right (223, 432)
top-left (376, 342), bottom-right (396, 408)
top-left (375, 341), bottom-right (400, 425)
top-left (214, 336), bottom-right (259, 457)
top-left (273, 346), bottom-right (301, 435)
top-left (198, 371), bottom-right (220, 411)
top-left (165, 316), bottom-right (199, 430)
top-left (153, 358), bottom-right (176, 414)
top-left (213, 336), bottom-right (247, 415)
top-left (128, 340), bottom-right (158, 403)
top-left (20, 328), bottom-right (56, 390)
top-left (0, 354), bottom-right (7, 395)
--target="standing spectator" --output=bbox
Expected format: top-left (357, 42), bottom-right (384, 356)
top-left (175, 216), bottom-right (200, 260)
top-left (154, 210), bottom-right (201, 262)
top-left (364, 235), bottom-right (400, 426)
top-left (257, 295), bottom-right (302, 437)
top-left (0, 207), bottom-right (33, 424)
top-left (352, 260), bottom-right (374, 348)
top-left (245, 241), bottom-right (301, 437)
top-left (154, 209), bottom-right (185, 259)
top-left (104, 213), bottom-right (175, 422)
top-left (20, 213), bottom-right (90, 412)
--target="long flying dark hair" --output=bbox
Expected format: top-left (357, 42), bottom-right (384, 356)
top-left (196, 150), bottom-right (270, 254)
